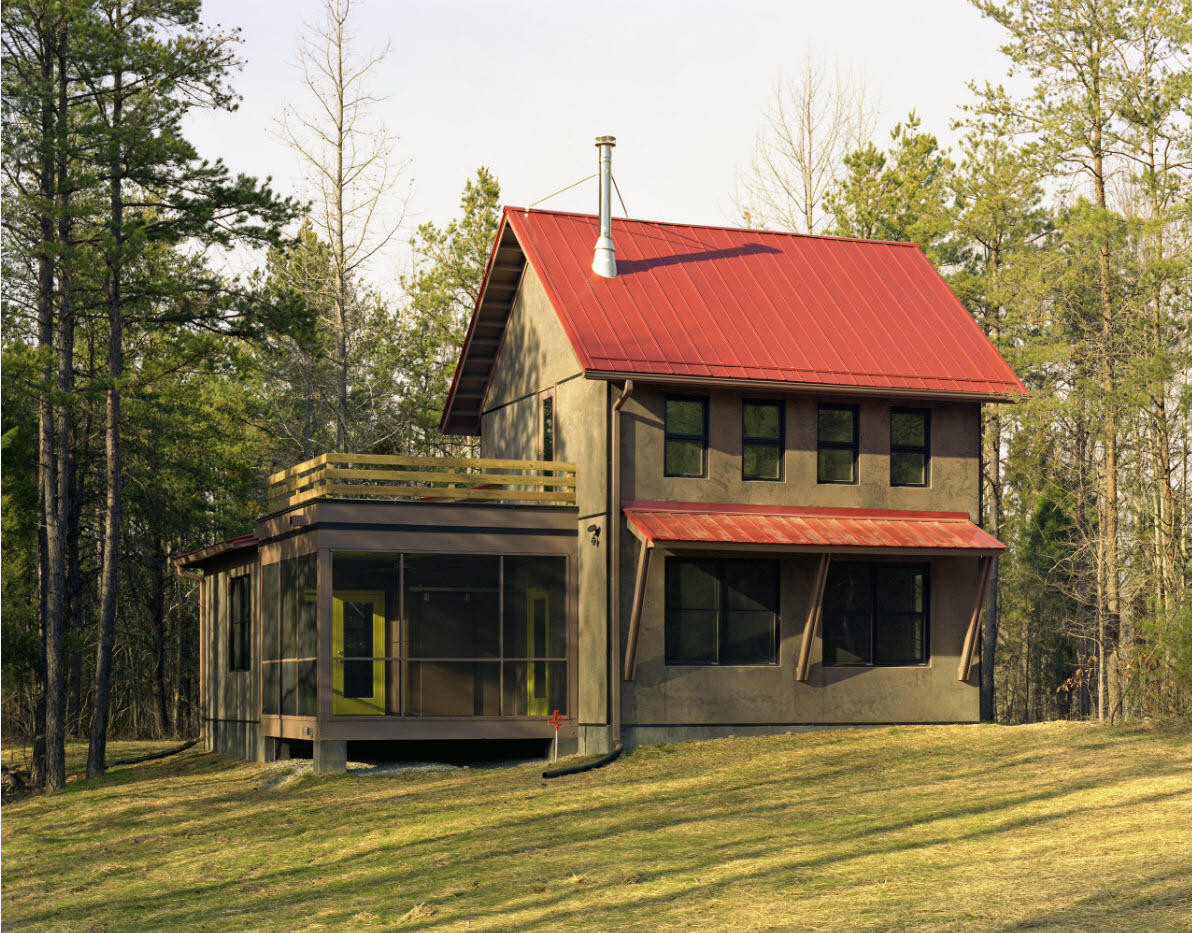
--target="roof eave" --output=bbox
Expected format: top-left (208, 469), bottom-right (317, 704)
top-left (582, 370), bottom-right (1027, 404)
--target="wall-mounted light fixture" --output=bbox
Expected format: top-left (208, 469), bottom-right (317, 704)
top-left (587, 524), bottom-right (601, 547)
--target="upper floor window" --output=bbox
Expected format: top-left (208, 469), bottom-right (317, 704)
top-left (664, 395), bottom-right (708, 477)
top-left (665, 557), bottom-right (779, 665)
top-left (822, 562), bottom-right (928, 666)
top-left (742, 400), bottom-right (784, 481)
top-left (890, 408), bottom-right (929, 486)
top-left (817, 404), bottom-right (858, 484)
top-left (228, 573), bottom-right (252, 673)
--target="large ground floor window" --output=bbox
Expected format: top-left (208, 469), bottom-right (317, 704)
top-left (665, 557), bottom-right (779, 665)
top-left (822, 562), bottom-right (929, 666)
top-left (327, 552), bottom-right (568, 718)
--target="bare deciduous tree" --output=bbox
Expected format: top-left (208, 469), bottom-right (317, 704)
top-left (279, 0), bottom-right (410, 453)
top-left (736, 56), bottom-right (877, 233)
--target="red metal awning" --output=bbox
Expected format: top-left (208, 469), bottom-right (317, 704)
top-left (622, 501), bottom-right (1005, 554)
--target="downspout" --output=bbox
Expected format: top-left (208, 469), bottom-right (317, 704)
top-left (610, 379), bottom-right (634, 747)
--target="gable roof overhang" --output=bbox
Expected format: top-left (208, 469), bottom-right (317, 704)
top-left (440, 216), bottom-right (529, 435)
top-left (173, 533), bottom-right (258, 571)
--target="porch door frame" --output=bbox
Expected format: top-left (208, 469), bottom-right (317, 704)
top-left (332, 589), bottom-right (386, 716)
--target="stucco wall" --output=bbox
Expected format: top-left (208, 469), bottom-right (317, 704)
top-left (483, 264), bottom-right (582, 412)
top-left (620, 550), bottom-right (980, 725)
top-left (619, 385), bottom-right (981, 518)
top-left (617, 384), bottom-right (983, 726)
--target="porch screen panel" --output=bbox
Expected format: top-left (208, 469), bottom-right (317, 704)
top-left (404, 555), bottom-right (499, 659)
top-left (296, 553), bottom-right (317, 659)
top-left (262, 562), bottom-right (280, 662)
top-left (268, 554), bottom-right (320, 717)
top-left (329, 552), bottom-right (568, 718)
top-left (502, 556), bottom-right (567, 717)
top-left (404, 662), bottom-right (500, 717)
top-left (331, 553), bottom-right (399, 717)
top-left (281, 558), bottom-right (298, 659)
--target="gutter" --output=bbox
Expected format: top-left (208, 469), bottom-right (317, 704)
top-left (609, 379), bottom-right (634, 746)
top-left (581, 371), bottom-right (1026, 405)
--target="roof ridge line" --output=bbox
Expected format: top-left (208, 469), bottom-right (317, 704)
top-left (504, 206), bottom-right (922, 249)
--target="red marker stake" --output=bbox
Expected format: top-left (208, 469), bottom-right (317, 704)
top-left (549, 709), bottom-right (563, 762)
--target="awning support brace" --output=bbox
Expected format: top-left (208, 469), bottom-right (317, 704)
top-left (796, 553), bottom-right (832, 682)
top-left (957, 555), bottom-right (995, 682)
top-left (622, 537), bottom-right (654, 681)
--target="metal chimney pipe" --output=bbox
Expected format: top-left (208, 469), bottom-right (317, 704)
top-left (592, 135), bottom-right (617, 278)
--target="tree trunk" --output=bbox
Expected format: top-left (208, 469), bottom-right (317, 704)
top-left (149, 538), bottom-right (169, 737)
top-left (88, 48), bottom-right (124, 779)
top-left (38, 17), bottom-right (73, 793)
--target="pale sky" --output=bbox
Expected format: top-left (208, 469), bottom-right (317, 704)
top-left (187, 0), bottom-right (1022, 284)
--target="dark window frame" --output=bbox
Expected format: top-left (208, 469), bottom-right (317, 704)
top-left (665, 556), bottom-right (781, 666)
top-left (821, 561), bottom-right (930, 667)
top-left (664, 394), bottom-right (709, 478)
top-left (817, 403), bottom-right (859, 485)
top-left (742, 398), bottom-right (785, 482)
top-left (890, 407), bottom-right (931, 487)
top-left (228, 573), bottom-right (252, 673)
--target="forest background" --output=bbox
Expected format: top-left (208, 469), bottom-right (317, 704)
top-left (2, 0), bottom-right (1189, 791)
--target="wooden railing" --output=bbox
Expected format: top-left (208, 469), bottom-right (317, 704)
top-left (266, 453), bottom-right (577, 511)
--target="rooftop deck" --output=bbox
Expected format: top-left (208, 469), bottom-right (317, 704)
top-left (266, 454), bottom-right (577, 513)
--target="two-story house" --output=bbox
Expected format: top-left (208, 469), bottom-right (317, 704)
top-left (177, 139), bottom-right (1024, 772)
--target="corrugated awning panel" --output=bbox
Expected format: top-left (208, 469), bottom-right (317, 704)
top-left (622, 502), bottom-right (1006, 552)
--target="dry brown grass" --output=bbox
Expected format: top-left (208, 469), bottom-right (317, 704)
top-left (2, 722), bottom-right (1190, 931)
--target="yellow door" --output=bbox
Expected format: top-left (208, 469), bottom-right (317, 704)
top-left (527, 587), bottom-right (550, 716)
top-left (333, 590), bottom-right (385, 716)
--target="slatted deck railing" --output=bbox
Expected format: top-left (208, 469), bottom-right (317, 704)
top-left (266, 453), bottom-right (577, 511)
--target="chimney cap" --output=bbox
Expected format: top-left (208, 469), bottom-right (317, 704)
top-left (594, 135), bottom-right (617, 147)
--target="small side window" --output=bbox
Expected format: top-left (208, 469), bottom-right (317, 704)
top-left (542, 396), bottom-right (554, 462)
top-left (664, 396), bottom-right (708, 478)
top-left (228, 574), bottom-right (252, 672)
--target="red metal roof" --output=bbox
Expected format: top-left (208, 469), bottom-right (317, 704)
top-left (622, 501), bottom-right (1006, 552)
top-left (503, 208), bottom-right (1025, 397)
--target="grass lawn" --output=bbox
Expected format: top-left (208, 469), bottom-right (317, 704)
top-left (2, 722), bottom-right (1190, 931)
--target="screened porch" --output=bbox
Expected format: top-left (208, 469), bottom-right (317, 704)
top-left (254, 455), bottom-right (579, 744)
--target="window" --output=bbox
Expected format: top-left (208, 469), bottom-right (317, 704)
top-left (822, 563), bottom-right (928, 666)
top-left (542, 396), bottom-right (554, 462)
top-left (665, 557), bottom-right (779, 665)
top-left (817, 404), bottom-right (858, 484)
top-left (742, 400), bottom-right (784, 481)
top-left (228, 574), bottom-right (252, 672)
top-left (890, 408), bottom-right (929, 486)
top-left (664, 396), bottom-right (708, 477)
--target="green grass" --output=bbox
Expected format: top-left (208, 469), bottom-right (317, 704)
top-left (3, 722), bottom-right (1191, 931)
